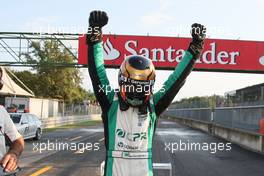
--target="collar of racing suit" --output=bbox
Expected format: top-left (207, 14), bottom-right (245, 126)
top-left (117, 92), bottom-right (152, 114)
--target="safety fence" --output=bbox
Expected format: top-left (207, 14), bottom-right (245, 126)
top-left (164, 105), bottom-right (264, 133)
top-left (64, 104), bottom-right (102, 116)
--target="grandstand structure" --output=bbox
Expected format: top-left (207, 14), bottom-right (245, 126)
top-left (226, 83), bottom-right (264, 105)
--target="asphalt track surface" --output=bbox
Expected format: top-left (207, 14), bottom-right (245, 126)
top-left (17, 118), bottom-right (264, 176)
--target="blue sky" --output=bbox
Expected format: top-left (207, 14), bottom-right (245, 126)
top-left (1, 0), bottom-right (264, 100)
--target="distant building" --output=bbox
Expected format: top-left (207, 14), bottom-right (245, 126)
top-left (225, 83), bottom-right (264, 104)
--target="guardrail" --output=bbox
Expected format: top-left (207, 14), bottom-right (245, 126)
top-left (214, 105), bottom-right (264, 132)
top-left (165, 105), bottom-right (264, 133)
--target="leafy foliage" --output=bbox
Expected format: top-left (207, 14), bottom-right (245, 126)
top-left (171, 95), bottom-right (232, 109)
top-left (13, 40), bottom-right (95, 103)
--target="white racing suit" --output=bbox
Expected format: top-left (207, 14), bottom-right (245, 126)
top-left (88, 41), bottom-right (196, 176)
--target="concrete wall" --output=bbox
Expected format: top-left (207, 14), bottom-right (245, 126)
top-left (5, 97), bottom-right (61, 119)
top-left (213, 124), bottom-right (263, 152)
top-left (29, 98), bottom-right (49, 119)
top-left (163, 115), bottom-right (264, 154)
top-left (48, 100), bottom-right (59, 117)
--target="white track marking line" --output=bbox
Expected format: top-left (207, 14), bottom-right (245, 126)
top-left (69, 136), bottom-right (82, 141)
top-left (73, 133), bottom-right (100, 154)
top-left (99, 138), bottom-right (105, 142)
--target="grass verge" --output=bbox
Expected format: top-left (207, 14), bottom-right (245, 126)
top-left (43, 120), bottom-right (102, 132)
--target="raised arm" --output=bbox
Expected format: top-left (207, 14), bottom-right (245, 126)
top-left (1, 107), bottom-right (24, 172)
top-left (154, 24), bottom-right (206, 116)
top-left (87, 11), bottom-right (114, 112)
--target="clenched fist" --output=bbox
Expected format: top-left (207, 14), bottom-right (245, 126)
top-left (89, 10), bottom-right (108, 28)
top-left (191, 23), bottom-right (206, 43)
top-left (188, 23), bottom-right (206, 59)
top-left (87, 10), bottom-right (108, 44)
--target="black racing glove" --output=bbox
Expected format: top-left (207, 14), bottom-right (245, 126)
top-left (86, 10), bottom-right (108, 44)
top-left (187, 23), bottom-right (206, 59)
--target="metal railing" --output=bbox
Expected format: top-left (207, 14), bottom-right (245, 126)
top-left (165, 105), bottom-right (264, 133)
top-left (63, 105), bottom-right (101, 116)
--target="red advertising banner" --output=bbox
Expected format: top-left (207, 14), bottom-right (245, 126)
top-left (78, 34), bottom-right (264, 73)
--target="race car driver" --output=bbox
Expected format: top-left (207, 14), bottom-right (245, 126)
top-left (87, 10), bottom-right (206, 176)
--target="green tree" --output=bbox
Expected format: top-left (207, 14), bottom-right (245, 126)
top-left (14, 40), bottom-right (92, 103)
top-left (11, 70), bottom-right (40, 96)
top-left (172, 95), bottom-right (227, 108)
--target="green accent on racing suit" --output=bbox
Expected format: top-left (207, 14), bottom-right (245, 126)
top-left (88, 41), bottom-right (196, 176)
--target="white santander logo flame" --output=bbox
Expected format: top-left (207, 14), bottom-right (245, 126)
top-left (259, 56), bottom-right (264, 66)
top-left (103, 38), bottom-right (120, 60)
